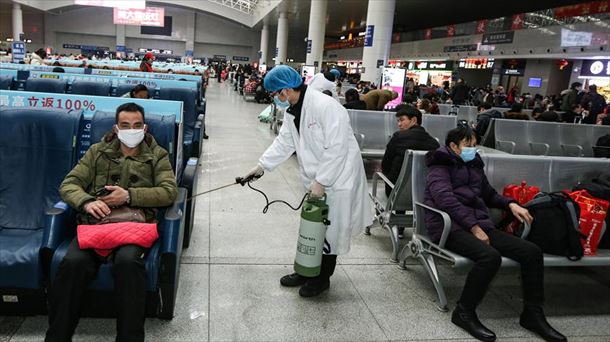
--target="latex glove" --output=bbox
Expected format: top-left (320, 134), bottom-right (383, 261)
top-left (310, 181), bottom-right (325, 198)
top-left (241, 164), bottom-right (264, 183)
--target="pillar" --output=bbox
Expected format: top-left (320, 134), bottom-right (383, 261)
top-left (185, 12), bottom-right (195, 56)
top-left (361, 0), bottom-right (395, 82)
top-left (12, 3), bottom-right (23, 41)
top-left (260, 23), bottom-right (269, 66)
top-left (275, 11), bottom-right (288, 65)
top-left (305, 0), bottom-right (327, 68)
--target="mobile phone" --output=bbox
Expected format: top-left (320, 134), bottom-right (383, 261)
top-left (95, 188), bottom-right (112, 197)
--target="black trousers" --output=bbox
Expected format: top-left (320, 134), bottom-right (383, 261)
top-left (445, 229), bottom-right (544, 311)
top-left (45, 238), bottom-right (147, 342)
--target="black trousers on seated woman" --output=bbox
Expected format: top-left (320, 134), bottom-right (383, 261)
top-left (445, 228), bottom-right (544, 310)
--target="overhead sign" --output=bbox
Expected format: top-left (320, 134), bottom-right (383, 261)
top-left (364, 25), bottom-right (374, 47)
top-left (113, 7), bottom-right (165, 27)
top-left (380, 67), bottom-right (406, 110)
top-left (580, 59), bottom-right (610, 77)
top-left (75, 0), bottom-right (146, 9)
top-left (407, 61), bottom-right (453, 71)
top-left (232, 56), bottom-right (249, 62)
top-left (213, 55), bottom-right (227, 60)
top-left (561, 28), bottom-right (592, 47)
top-left (443, 44), bottom-right (478, 52)
top-left (11, 42), bottom-right (26, 63)
top-left (481, 31), bottom-right (514, 45)
top-left (458, 58), bottom-right (495, 69)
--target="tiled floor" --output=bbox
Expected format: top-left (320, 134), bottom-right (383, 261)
top-left (3, 80), bottom-right (610, 342)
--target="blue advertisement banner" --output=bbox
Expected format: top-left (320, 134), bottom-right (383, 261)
top-left (364, 25), bottom-right (375, 47)
top-left (0, 69), bottom-right (18, 79)
top-left (89, 68), bottom-right (201, 84)
top-left (0, 63), bottom-right (86, 74)
top-left (27, 71), bottom-right (198, 92)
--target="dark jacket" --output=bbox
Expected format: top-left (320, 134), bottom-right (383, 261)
top-left (343, 100), bottom-right (367, 110)
top-left (504, 111), bottom-right (530, 120)
top-left (382, 126), bottom-right (439, 196)
top-left (60, 132), bottom-right (178, 224)
top-left (474, 109), bottom-right (502, 142)
top-left (560, 89), bottom-right (578, 111)
top-left (423, 146), bottom-right (513, 243)
top-left (450, 83), bottom-right (469, 104)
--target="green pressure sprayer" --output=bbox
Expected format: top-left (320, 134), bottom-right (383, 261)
top-left (188, 172), bottom-right (330, 277)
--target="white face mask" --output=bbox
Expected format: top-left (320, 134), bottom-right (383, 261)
top-left (116, 125), bottom-right (146, 148)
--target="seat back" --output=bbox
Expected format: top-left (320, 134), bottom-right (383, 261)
top-left (71, 81), bottom-right (111, 96)
top-left (388, 151), bottom-right (414, 212)
top-left (482, 154), bottom-right (552, 192)
top-left (0, 107), bottom-right (81, 229)
top-left (421, 114), bottom-right (457, 142)
top-left (89, 111), bottom-right (177, 169)
top-left (348, 109), bottom-right (393, 150)
top-left (0, 75), bottom-right (12, 90)
top-left (550, 157), bottom-right (610, 192)
top-left (527, 121), bottom-right (561, 156)
top-left (410, 151), bottom-right (429, 237)
top-left (159, 88), bottom-right (197, 135)
top-left (25, 78), bottom-right (67, 93)
top-left (494, 119), bottom-right (529, 154)
top-left (559, 124), bottom-right (594, 157)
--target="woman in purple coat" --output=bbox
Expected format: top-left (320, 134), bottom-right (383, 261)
top-left (424, 126), bottom-right (565, 342)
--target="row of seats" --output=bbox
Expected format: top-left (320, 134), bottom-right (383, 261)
top-left (370, 150), bottom-right (610, 311)
top-left (347, 109), bottom-right (457, 158)
top-left (437, 103), bottom-right (533, 123)
top-left (481, 118), bottom-right (610, 157)
top-left (0, 107), bottom-right (187, 317)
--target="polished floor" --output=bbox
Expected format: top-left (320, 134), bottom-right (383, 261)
top-left (2, 80), bottom-right (610, 342)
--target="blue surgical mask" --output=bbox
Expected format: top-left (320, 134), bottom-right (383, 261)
top-left (460, 147), bottom-right (477, 162)
top-left (274, 92), bottom-right (290, 109)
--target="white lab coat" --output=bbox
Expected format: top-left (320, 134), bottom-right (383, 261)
top-left (29, 53), bottom-right (43, 65)
top-left (308, 73), bottom-right (338, 99)
top-left (259, 88), bottom-right (373, 255)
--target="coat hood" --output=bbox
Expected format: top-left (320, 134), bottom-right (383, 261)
top-left (425, 145), bottom-right (484, 169)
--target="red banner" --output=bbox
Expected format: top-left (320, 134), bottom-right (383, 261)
top-left (511, 13), bottom-right (525, 30)
top-left (475, 20), bottom-right (488, 34)
top-left (425, 29), bottom-right (432, 40)
top-left (447, 25), bottom-right (456, 37)
top-left (554, 1), bottom-right (610, 19)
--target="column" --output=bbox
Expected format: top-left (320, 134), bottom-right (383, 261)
top-left (12, 3), bottom-right (23, 41)
top-left (115, 24), bottom-right (126, 57)
top-left (259, 23), bottom-right (269, 66)
top-left (44, 13), bottom-right (56, 50)
top-left (275, 11), bottom-right (289, 65)
top-left (185, 12), bottom-right (195, 56)
top-left (305, 0), bottom-right (327, 68)
top-left (361, 0), bottom-right (395, 82)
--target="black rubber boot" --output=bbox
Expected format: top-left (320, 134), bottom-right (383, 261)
top-left (280, 273), bottom-right (308, 287)
top-left (520, 305), bottom-right (566, 342)
top-left (299, 255), bottom-right (337, 298)
top-left (451, 303), bottom-right (496, 342)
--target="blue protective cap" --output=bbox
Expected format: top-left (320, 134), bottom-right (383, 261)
top-left (263, 65), bottom-right (302, 92)
top-left (330, 69), bottom-right (341, 78)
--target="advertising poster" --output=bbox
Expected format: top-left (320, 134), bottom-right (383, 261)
top-left (380, 67), bottom-right (406, 109)
top-left (301, 65), bottom-right (316, 85)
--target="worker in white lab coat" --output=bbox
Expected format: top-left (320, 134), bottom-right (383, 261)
top-left (307, 69), bottom-right (340, 99)
top-left (242, 65), bottom-right (372, 297)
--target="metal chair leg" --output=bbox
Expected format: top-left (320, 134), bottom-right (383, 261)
top-left (418, 253), bottom-right (449, 312)
top-left (387, 225), bottom-right (399, 263)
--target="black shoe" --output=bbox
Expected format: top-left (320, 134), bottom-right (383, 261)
top-left (451, 304), bottom-right (496, 342)
top-left (298, 278), bottom-right (330, 298)
top-left (520, 306), bottom-right (566, 342)
top-left (398, 227), bottom-right (405, 240)
top-left (280, 273), bottom-right (308, 287)
top-left (203, 134), bottom-right (209, 140)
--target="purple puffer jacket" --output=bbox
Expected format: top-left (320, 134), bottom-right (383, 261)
top-left (423, 146), bottom-right (514, 243)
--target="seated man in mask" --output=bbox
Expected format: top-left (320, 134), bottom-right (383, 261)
top-left (45, 102), bottom-right (178, 342)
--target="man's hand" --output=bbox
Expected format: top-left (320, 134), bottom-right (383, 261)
top-left (470, 225), bottom-right (490, 245)
top-left (84, 200), bottom-right (111, 219)
top-left (98, 185), bottom-right (129, 207)
top-left (509, 202), bottom-right (533, 225)
top-left (310, 181), bottom-right (325, 198)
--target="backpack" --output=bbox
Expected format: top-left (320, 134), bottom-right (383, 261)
top-left (594, 134), bottom-right (610, 158)
top-left (523, 192), bottom-right (584, 260)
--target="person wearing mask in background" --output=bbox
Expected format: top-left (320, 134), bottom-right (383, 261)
top-left (29, 48), bottom-right (47, 65)
top-left (560, 82), bottom-right (582, 111)
top-left (503, 103), bottom-right (529, 120)
top-left (139, 52), bottom-right (154, 72)
top-left (449, 78), bottom-right (469, 105)
top-left (473, 103), bottom-right (502, 143)
top-left (361, 89), bottom-right (398, 111)
top-left (122, 84), bottom-right (149, 99)
top-left (241, 66), bottom-right (372, 297)
top-left (418, 99), bottom-right (432, 114)
top-left (582, 85), bottom-right (608, 124)
top-left (343, 88), bottom-right (367, 110)
top-left (309, 70), bottom-right (339, 99)
top-left (424, 126), bottom-right (566, 342)
top-left (381, 105), bottom-right (439, 238)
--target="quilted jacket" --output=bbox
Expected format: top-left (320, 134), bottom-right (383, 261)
top-left (60, 132), bottom-right (178, 224)
top-left (77, 222), bottom-right (158, 256)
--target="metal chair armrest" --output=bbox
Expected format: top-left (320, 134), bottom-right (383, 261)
top-left (415, 201), bottom-right (452, 248)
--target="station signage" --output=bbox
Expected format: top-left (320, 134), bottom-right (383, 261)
top-left (580, 59), bottom-right (610, 77)
top-left (11, 42), bottom-right (25, 63)
top-left (407, 61), bottom-right (453, 71)
top-left (232, 56), bottom-right (249, 62)
top-left (502, 59), bottom-right (526, 76)
top-left (364, 25), bottom-right (374, 47)
top-left (458, 58), bottom-right (495, 69)
top-left (443, 44), bottom-right (478, 52)
top-left (113, 7), bottom-right (165, 27)
top-left (481, 31), bottom-right (514, 45)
